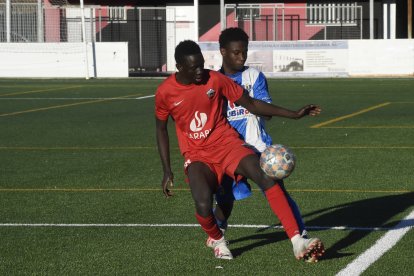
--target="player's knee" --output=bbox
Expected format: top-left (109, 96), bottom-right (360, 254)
top-left (256, 172), bottom-right (277, 191)
top-left (195, 200), bottom-right (213, 217)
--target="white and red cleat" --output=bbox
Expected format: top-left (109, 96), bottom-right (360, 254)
top-left (292, 235), bottom-right (325, 263)
top-left (206, 236), bottom-right (233, 260)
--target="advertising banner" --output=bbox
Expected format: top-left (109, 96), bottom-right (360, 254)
top-left (199, 40), bottom-right (349, 77)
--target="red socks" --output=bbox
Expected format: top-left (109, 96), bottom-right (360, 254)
top-left (195, 213), bottom-right (223, 240)
top-left (195, 184), bottom-right (299, 240)
top-left (265, 184), bottom-right (300, 239)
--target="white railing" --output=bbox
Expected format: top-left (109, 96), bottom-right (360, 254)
top-left (225, 3), bottom-right (363, 41)
top-left (307, 3), bottom-right (361, 26)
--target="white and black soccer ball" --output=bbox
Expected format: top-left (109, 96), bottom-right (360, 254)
top-left (260, 144), bottom-right (296, 180)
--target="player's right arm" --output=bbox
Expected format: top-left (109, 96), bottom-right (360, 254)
top-left (155, 117), bottom-right (174, 198)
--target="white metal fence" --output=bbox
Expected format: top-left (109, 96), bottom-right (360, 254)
top-left (0, 3), bottom-right (183, 73)
top-left (1, 2), bottom-right (364, 75)
top-left (225, 4), bottom-right (363, 41)
top-left (0, 3), bottom-right (84, 42)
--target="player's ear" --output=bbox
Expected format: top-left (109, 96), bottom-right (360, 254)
top-left (219, 47), bottom-right (226, 57)
top-left (176, 63), bottom-right (182, 72)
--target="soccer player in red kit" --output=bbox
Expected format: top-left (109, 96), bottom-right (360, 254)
top-left (155, 40), bottom-right (325, 261)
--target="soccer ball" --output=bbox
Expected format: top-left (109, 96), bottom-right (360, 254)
top-left (260, 144), bottom-right (296, 180)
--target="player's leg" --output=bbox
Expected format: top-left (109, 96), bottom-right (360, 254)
top-left (235, 154), bottom-right (301, 237)
top-left (278, 180), bottom-right (307, 236)
top-left (214, 175), bottom-right (252, 232)
top-left (187, 161), bottom-right (233, 260)
top-left (213, 201), bottom-right (232, 231)
top-left (222, 143), bottom-right (301, 237)
top-left (187, 161), bottom-right (220, 230)
top-left (235, 154), bottom-right (324, 262)
top-left (214, 174), bottom-right (236, 232)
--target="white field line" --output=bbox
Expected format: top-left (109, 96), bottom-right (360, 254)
top-left (336, 209), bottom-right (414, 276)
top-left (0, 223), bottom-right (398, 231)
top-left (0, 95), bottom-right (154, 100)
top-left (136, 95), bottom-right (155, 100)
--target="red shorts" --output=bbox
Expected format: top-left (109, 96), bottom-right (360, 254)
top-left (183, 137), bottom-right (255, 185)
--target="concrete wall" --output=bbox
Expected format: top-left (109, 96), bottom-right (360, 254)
top-left (0, 42), bottom-right (129, 78)
top-left (348, 39), bottom-right (414, 76)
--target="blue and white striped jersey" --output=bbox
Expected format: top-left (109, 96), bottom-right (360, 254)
top-left (220, 66), bottom-right (273, 153)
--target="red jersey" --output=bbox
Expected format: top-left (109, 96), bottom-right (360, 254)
top-left (155, 70), bottom-right (244, 154)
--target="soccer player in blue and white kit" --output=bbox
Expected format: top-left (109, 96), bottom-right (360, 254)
top-left (213, 28), bottom-right (314, 260)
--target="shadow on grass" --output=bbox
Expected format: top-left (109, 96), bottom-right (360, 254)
top-left (229, 192), bottom-right (414, 259)
top-left (229, 231), bottom-right (286, 258)
top-left (303, 191), bottom-right (414, 260)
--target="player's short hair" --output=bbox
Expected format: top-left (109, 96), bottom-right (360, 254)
top-left (174, 40), bottom-right (202, 65)
top-left (219, 27), bottom-right (249, 48)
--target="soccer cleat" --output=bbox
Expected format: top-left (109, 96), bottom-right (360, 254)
top-left (206, 236), bottom-right (215, 248)
top-left (292, 236), bottom-right (325, 263)
top-left (206, 228), bottom-right (226, 247)
top-left (206, 237), bottom-right (233, 260)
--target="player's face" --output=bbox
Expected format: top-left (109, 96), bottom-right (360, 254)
top-left (220, 41), bottom-right (248, 74)
top-left (176, 53), bottom-right (205, 85)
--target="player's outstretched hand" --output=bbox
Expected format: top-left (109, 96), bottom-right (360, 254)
top-left (297, 104), bottom-right (321, 118)
top-left (161, 173), bottom-right (174, 198)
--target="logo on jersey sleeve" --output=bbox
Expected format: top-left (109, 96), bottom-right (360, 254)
top-left (188, 111), bottom-right (211, 140)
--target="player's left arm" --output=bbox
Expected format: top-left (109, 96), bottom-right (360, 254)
top-left (221, 72), bottom-right (321, 119)
top-left (235, 93), bottom-right (321, 119)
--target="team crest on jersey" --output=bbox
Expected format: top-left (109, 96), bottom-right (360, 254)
top-left (243, 84), bottom-right (252, 92)
top-left (206, 88), bottom-right (215, 98)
